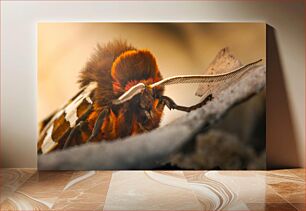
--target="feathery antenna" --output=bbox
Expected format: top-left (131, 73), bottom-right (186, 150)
top-left (112, 59), bottom-right (262, 105)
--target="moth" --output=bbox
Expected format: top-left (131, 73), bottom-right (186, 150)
top-left (38, 40), bottom-right (261, 154)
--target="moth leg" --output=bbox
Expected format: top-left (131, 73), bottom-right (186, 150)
top-left (62, 105), bottom-right (93, 149)
top-left (62, 121), bottom-right (85, 149)
top-left (118, 107), bottom-right (133, 138)
top-left (87, 108), bottom-right (109, 142)
top-left (159, 94), bottom-right (213, 112)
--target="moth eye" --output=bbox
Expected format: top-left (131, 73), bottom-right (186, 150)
top-left (152, 89), bottom-right (158, 98)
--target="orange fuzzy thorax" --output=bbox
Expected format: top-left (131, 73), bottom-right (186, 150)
top-left (111, 49), bottom-right (162, 95)
top-left (83, 47), bottom-right (165, 143)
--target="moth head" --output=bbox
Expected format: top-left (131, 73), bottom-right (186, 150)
top-left (111, 84), bottom-right (158, 131)
top-left (138, 86), bottom-right (154, 110)
top-left (137, 87), bottom-right (156, 125)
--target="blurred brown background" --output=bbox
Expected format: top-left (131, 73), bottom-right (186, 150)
top-left (38, 23), bottom-right (265, 126)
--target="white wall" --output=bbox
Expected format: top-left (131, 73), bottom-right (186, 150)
top-left (1, 1), bottom-right (304, 167)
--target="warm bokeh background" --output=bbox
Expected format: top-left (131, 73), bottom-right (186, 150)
top-left (38, 23), bottom-right (265, 126)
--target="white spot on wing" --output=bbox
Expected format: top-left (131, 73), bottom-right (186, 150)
top-left (41, 124), bottom-right (57, 154)
top-left (86, 96), bottom-right (93, 104)
top-left (40, 82), bottom-right (97, 154)
top-left (64, 82), bottom-right (97, 127)
top-left (41, 109), bottom-right (65, 153)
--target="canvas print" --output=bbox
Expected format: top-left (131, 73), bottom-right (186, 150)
top-left (38, 23), bottom-right (266, 170)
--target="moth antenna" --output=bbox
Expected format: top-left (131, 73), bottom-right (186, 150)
top-left (112, 83), bottom-right (146, 105)
top-left (149, 59), bottom-right (262, 88)
top-left (113, 59), bottom-right (262, 105)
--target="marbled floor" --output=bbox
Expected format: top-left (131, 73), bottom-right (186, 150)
top-left (0, 169), bottom-right (304, 211)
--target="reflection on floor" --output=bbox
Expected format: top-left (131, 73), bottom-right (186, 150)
top-left (0, 169), bottom-right (304, 210)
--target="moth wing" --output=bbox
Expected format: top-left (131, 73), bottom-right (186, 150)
top-left (39, 86), bottom-right (88, 134)
top-left (39, 110), bottom-right (58, 134)
top-left (195, 47), bottom-right (242, 97)
top-left (38, 82), bottom-right (97, 154)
